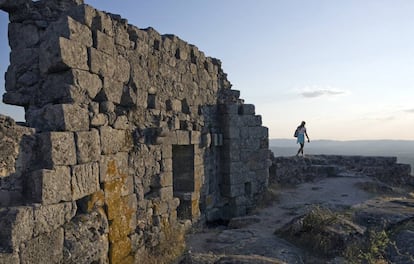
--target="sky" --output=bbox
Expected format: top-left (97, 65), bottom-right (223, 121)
top-left (0, 0), bottom-right (413, 140)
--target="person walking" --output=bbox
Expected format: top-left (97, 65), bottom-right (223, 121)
top-left (295, 121), bottom-right (310, 156)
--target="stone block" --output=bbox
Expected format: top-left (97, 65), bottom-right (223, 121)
top-left (97, 79), bottom-right (123, 104)
top-left (67, 4), bottom-right (97, 28)
top-left (75, 129), bottom-right (101, 163)
top-left (63, 210), bottom-right (109, 264)
top-left (94, 11), bottom-right (114, 37)
top-left (221, 183), bottom-right (245, 198)
top-left (94, 29), bottom-right (115, 55)
top-left (100, 126), bottom-right (127, 155)
top-left (108, 211), bottom-right (135, 243)
top-left (166, 99), bottom-right (181, 111)
top-left (158, 186), bottom-right (173, 201)
top-left (100, 152), bottom-right (128, 183)
top-left (91, 113), bottom-right (108, 127)
top-left (109, 237), bottom-right (131, 264)
top-left (152, 199), bottom-right (169, 215)
top-left (114, 55), bottom-right (130, 83)
top-left (160, 158), bottom-right (172, 172)
top-left (20, 228), bottom-right (64, 264)
top-left (27, 104), bottom-right (89, 132)
top-left (8, 22), bottom-right (39, 49)
top-left (0, 252), bottom-right (19, 264)
top-left (222, 140), bottom-right (241, 162)
top-left (221, 172), bottom-right (247, 185)
top-left (113, 115), bottom-right (129, 130)
top-left (105, 194), bottom-right (137, 221)
top-left (121, 175), bottom-right (134, 197)
top-left (243, 115), bottom-right (262, 127)
top-left (47, 16), bottom-right (92, 48)
top-left (175, 130), bottom-right (190, 145)
top-left (0, 206), bottom-right (34, 252)
top-left (161, 146), bottom-right (172, 161)
top-left (9, 48), bottom-right (38, 80)
top-left (239, 104), bottom-right (255, 115)
top-left (71, 162), bottom-right (100, 200)
top-left (218, 104), bottom-right (239, 115)
top-left (33, 202), bottom-right (76, 237)
top-left (36, 132), bottom-right (77, 168)
top-left (27, 166), bottom-right (72, 205)
top-left (223, 125), bottom-right (241, 139)
top-left (41, 70), bottom-right (102, 103)
top-left (250, 126), bottom-right (269, 139)
top-left (224, 201), bottom-right (246, 218)
top-left (222, 161), bottom-right (243, 175)
top-left (40, 37), bottom-right (89, 74)
top-left (190, 131), bottom-right (201, 144)
top-left (151, 171), bottom-right (173, 188)
top-left (89, 47), bottom-right (116, 78)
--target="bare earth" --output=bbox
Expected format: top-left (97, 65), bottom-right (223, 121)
top-left (184, 172), bottom-right (411, 263)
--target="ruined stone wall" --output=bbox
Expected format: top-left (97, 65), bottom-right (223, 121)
top-left (0, 0), bottom-right (270, 263)
top-left (270, 155), bottom-right (413, 186)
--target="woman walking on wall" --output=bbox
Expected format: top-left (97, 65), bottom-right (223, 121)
top-left (295, 121), bottom-right (310, 156)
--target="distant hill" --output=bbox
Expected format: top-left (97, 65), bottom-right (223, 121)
top-left (270, 139), bottom-right (414, 173)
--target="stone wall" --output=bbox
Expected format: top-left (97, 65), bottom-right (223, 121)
top-left (0, 0), bottom-right (270, 263)
top-left (270, 154), bottom-right (413, 186)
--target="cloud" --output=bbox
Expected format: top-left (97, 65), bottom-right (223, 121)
top-left (404, 108), bottom-right (414, 114)
top-left (299, 86), bottom-right (348, 98)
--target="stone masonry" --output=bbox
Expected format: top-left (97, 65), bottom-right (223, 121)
top-left (270, 154), bottom-right (413, 186)
top-left (0, 0), bottom-right (270, 263)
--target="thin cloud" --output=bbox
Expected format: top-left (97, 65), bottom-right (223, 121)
top-left (299, 86), bottom-right (348, 98)
top-left (404, 108), bottom-right (414, 113)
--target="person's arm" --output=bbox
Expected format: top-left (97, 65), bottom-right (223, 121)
top-left (305, 131), bottom-right (310, 142)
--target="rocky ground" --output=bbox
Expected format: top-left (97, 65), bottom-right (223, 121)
top-left (180, 156), bottom-right (414, 263)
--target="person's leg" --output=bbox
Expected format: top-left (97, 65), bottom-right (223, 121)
top-left (297, 143), bottom-right (304, 156)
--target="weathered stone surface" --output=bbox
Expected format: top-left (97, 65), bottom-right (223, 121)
top-left (8, 22), bottom-right (39, 49)
top-left (94, 29), bottom-right (115, 55)
top-left (270, 155), bottom-right (413, 186)
top-left (99, 126), bottom-right (127, 154)
top-left (0, 252), bottom-right (19, 264)
top-left (40, 37), bottom-right (89, 73)
top-left (67, 3), bottom-right (97, 28)
top-left (26, 104), bottom-right (89, 132)
top-left (0, 206), bottom-right (33, 252)
top-left (353, 198), bottom-right (414, 229)
top-left (71, 162), bottom-right (100, 200)
top-left (99, 152), bottom-right (128, 183)
top-left (75, 129), bottom-right (101, 163)
top-left (63, 210), bottom-right (109, 264)
top-left (20, 228), bottom-right (64, 264)
top-left (40, 69), bottom-right (102, 104)
top-left (0, 114), bottom-right (33, 178)
top-left (0, 0), bottom-right (32, 12)
top-left (46, 16), bottom-right (92, 47)
top-left (89, 47), bottom-right (116, 78)
top-left (109, 237), bottom-right (132, 264)
top-left (94, 10), bottom-right (114, 37)
top-left (36, 132), bottom-right (77, 168)
top-left (98, 78), bottom-right (124, 104)
top-left (33, 202), bottom-right (76, 237)
top-left (27, 166), bottom-right (72, 205)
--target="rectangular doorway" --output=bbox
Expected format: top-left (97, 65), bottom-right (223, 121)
top-left (172, 145), bottom-right (194, 220)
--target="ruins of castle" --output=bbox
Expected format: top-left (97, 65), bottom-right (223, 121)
top-left (0, 0), bottom-right (270, 263)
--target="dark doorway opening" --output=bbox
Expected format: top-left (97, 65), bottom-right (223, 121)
top-left (172, 145), bottom-right (194, 220)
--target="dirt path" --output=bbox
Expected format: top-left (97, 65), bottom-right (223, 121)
top-left (185, 173), bottom-right (381, 263)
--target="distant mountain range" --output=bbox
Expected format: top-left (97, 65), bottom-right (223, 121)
top-left (270, 139), bottom-right (414, 173)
